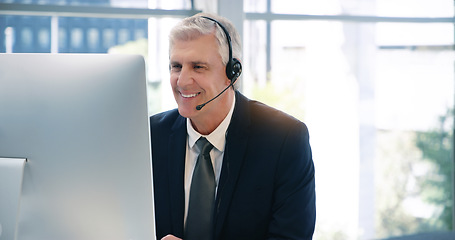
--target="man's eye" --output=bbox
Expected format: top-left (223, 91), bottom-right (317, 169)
top-left (170, 64), bottom-right (182, 71)
top-left (194, 65), bottom-right (205, 70)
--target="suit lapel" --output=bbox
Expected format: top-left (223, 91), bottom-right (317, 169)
top-left (168, 115), bottom-right (187, 237)
top-left (214, 91), bottom-right (251, 238)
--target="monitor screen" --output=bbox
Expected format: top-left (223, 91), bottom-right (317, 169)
top-left (0, 53), bottom-right (155, 240)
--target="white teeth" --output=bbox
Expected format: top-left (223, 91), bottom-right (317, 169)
top-left (181, 92), bottom-right (199, 98)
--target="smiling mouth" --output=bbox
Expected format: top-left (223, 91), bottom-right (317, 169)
top-left (180, 92), bottom-right (200, 98)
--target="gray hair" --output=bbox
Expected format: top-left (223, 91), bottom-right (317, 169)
top-left (169, 13), bottom-right (242, 66)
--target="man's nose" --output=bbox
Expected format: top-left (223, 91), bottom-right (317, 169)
top-left (177, 65), bottom-right (194, 87)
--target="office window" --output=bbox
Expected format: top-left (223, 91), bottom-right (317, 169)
top-left (243, 0), bottom-right (454, 238)
top-left (0, 15), bottom-right (52, 52)
top-left (4, 26), bottom-right (14, 52)
top-left (20, 27), bottom-right (33, 49)
top-left (271, 0), bottom-right (342, 15)
top-left (374, 23), bottom-right (454, 238)
top-left (70, 28), bottom-right (83, 49)
top-left (2, 0), bottom-right (454, 239)
top-left (58, 28), bottom-right (66, 49)
top-left (102, 28), bottom-right (115, 49)
top-left (244, 0), bottom-right (267, 13)
top-left (87, 28), bottom-right (100, 50)
top-left (53, 17), bottom-right (147, 53)
top-left (117, 28), bottom-right (130, 45)
top-left (37, 28), bottom-right (49, 49)
top-left (377, 0), bottom-right (452, 17)
top-left (15, 0), bottom-right (149, 8)
top-left (266, 0), bottom-right (452, 17)
top-left (151, 0), bottom-right (191, 10)
top-left (135, 28), bottom-right (146, 40)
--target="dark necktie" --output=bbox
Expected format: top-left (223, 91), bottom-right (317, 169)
top-left (185, 137), bottom-right (215, 240)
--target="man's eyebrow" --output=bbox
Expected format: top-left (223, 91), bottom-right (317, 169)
top-left (192, 61), bottom-right (209, 65)
top-left (169, 60), bottom-right (209, 66)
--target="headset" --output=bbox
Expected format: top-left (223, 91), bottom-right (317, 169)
top-left (201, 16), bottom-right (242, 83)
top-left (195, 16), bottom-right (242, 111)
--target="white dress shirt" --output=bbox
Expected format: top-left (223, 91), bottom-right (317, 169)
top-left (184, 95), bottom-right (236, 225)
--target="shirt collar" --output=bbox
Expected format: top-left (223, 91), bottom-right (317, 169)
top-left (187, 94), bottom-right (236, 152)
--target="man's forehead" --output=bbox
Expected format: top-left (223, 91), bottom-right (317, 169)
top-left (171, 34), bottom-right (218, 51)
top-left (169, 50), bottom-right (209, 63)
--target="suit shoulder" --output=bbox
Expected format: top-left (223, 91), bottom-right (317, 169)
top-left (150, 109), bottom-right (186, 139)
top-left (248, 99), bottom-right (308, 132)
top-left (150, 109), bottom-right (180, 128)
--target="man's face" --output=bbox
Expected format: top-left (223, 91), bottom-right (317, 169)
top-left (169, 33), bottom-right (231, 120)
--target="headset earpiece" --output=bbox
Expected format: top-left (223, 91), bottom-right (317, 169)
top-left (227, 58), bottom-right (242, 82)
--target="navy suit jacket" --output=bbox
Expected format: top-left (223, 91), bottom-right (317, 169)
top-left (150, 91), bottom-right (316, 240)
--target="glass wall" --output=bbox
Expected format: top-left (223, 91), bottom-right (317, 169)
top-left (1, 0), bottom-right (454, 239)
top-left (1, 15), bottom-right (52, 52)
top-left (243, 0), bottom-right (454, 239)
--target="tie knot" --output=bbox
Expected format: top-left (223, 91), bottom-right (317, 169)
top-left (196, 137), bottom-right (213, 156)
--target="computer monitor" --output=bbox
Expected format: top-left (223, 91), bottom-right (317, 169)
top-left (0, 53), bottom-right (155, 240)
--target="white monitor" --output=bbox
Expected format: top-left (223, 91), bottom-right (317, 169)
top-left (0, 53), bottom-right (155, 240)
